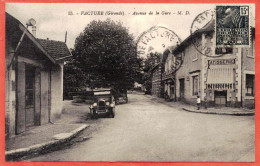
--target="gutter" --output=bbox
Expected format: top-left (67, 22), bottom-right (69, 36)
top-left (55, 55), bottom-right (73, 61)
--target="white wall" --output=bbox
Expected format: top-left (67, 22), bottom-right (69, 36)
top-left (50, 62), bottom-right (64, 121)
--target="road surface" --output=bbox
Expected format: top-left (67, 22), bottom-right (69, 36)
top-left (27, 93), bottom-right (255, 162)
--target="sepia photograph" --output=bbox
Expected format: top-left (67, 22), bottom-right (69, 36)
top-left (4, 3), bottom-right (255, 162)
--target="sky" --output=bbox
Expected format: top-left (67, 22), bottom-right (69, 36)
top-left (6, 3), bottom-right (255, 58)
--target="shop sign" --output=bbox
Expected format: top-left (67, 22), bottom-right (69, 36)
top-left (206, 83), bottom-right (235, 90)
top-left (208, 59), bottom-right (235, 69)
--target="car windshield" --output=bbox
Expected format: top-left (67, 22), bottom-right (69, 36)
top-left (94, 95), bottom-right (111, 102)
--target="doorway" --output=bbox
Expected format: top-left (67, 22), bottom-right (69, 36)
top-left (214, 91), bottom-right (227, 106)
top-left (179, 78), bottom-right (185, 100)
top-left (25, 65), bottom-right (35, 128)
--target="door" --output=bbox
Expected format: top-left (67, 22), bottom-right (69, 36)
top-left (179, 78), bottom-right (185, 100)
top-left (214, 91), bottom-right (227, 106)
top-left (170, 84), bottom-right (174, 99)
top-left (25, 65), bottom-right (35, 128)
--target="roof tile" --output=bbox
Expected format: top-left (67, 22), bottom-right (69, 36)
top-left (37, 38), bottom-right (72, 60)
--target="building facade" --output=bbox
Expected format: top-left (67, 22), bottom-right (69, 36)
top-left (151, 63), bottom-right (164, 98)
top-left (174, 20), bottom-right (255, 108)
top-left (5, 13), bottom-right (72, 137)
top-left (148, 52), bottom-right (164, 98)
top-left (162, 49), bottom-right (176, 101)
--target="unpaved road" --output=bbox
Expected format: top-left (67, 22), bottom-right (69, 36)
top-left (27, 93), bottom-right (255, 162)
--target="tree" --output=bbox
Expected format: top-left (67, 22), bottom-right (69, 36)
top-left (63, 55), bottom-right (89, 98)
top-left (73, 19), bottom-right (139, 90)
top-left (142, 52), bottom-right (162, 93)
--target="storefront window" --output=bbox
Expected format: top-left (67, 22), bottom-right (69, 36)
top-left (192, 75), bottom-right (199, 96)
top-left (246, 74), bottom-right (254, 96)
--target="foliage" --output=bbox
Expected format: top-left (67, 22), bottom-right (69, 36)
top-left (72, 19), bottom-right (140, 90)
top-left (63, 57), bottom-right (88, 98)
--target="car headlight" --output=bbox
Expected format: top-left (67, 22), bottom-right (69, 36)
top-left (93, 103), bottom-right (97, 107)
top-left (110, 103), bottom-right (115, 107)
top-left (106, 102), bottom-right (110, 106)
top-left (90, 105), bottom-right (93, 109)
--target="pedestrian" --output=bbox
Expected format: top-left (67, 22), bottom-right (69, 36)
top-left (204, 96), bottom-right (207, 109)
top-left (197, 95), bottom-right (201, 110)
top-left (164, 90), bottom-right (168, 101)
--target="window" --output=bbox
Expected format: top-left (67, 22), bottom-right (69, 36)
top-left (192, 75), bottom-right (199, 96)
top-left (246, 74), bottom-right (254, 96)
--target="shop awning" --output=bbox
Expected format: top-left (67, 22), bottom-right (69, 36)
top-left (207, 67), bottom-right (234, 84)
top-left (206, 67), bottom-right (235, 90)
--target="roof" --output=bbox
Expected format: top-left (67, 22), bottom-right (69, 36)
top-left (6, 12), bottom-right (71, 63)
top-left (173, 19), bottom-right (214, 54)
top-left (6, 12), bottom-right (56, 64)
top-left (37, 39), bottom-right (72, 61)
top-left (162, 46), bottom-right (176, 63)
top-left (172, 19), bottom-right (255, 54)
top-left (151, 63), bottom-right (160, 72)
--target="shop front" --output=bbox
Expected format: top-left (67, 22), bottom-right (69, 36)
top-left (205, 59), bottom-right (237, 107)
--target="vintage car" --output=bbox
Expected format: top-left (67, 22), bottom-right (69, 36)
top-left (89, 89), bottom-right (115, 118)
top-left (114, 88), bottom-right (128, 104)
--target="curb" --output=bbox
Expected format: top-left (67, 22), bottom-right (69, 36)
top-left (182, 108), bottom-right (255, 116)
top-left (5, 124), bottom-right (89, 161)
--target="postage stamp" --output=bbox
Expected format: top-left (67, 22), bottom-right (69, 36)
top-left (216, 6), bottom-right (250, 46)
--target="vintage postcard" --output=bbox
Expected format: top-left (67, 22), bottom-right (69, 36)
top-left (3, 2), bottom-right (256, 164)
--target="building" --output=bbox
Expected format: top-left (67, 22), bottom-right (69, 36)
top-left (5, 13), bottom-right (72, 137)
top-left (173, 19), bottom-right (255, 108)
top-left (150, 53), bottom-right (164, 98)
top-left (162, 47), bottom-right (176, 101)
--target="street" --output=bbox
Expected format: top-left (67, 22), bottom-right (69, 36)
top-left (27, 93), bottom-right (255, 162)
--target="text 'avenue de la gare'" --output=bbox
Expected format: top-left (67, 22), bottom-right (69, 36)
top-left (68, 10), bottom-right (190, 16)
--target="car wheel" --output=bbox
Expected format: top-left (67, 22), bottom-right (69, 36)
top-left (90, 114), bottom-right (97, 119)
top-left (110, 113), bottom-right (115, 118)
top-left (109, 109), bottom-right (115, 118)
top-left (90, 114), bottom-right (94, 119)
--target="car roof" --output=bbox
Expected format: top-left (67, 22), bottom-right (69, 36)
top-left (94, 91), bottom-right (111, 96)
top-left (93, 88), bottom-right (111, 92)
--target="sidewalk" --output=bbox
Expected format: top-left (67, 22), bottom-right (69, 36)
top-left (146, 95), bottom-right (255, 116)
top-left (5, 100), bottom-right (90, 161)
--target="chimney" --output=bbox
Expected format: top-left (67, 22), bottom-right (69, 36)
top-left (32, 26), bottom-right (36, 37)
top-left (26, 18), bottom-right (36, 37)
